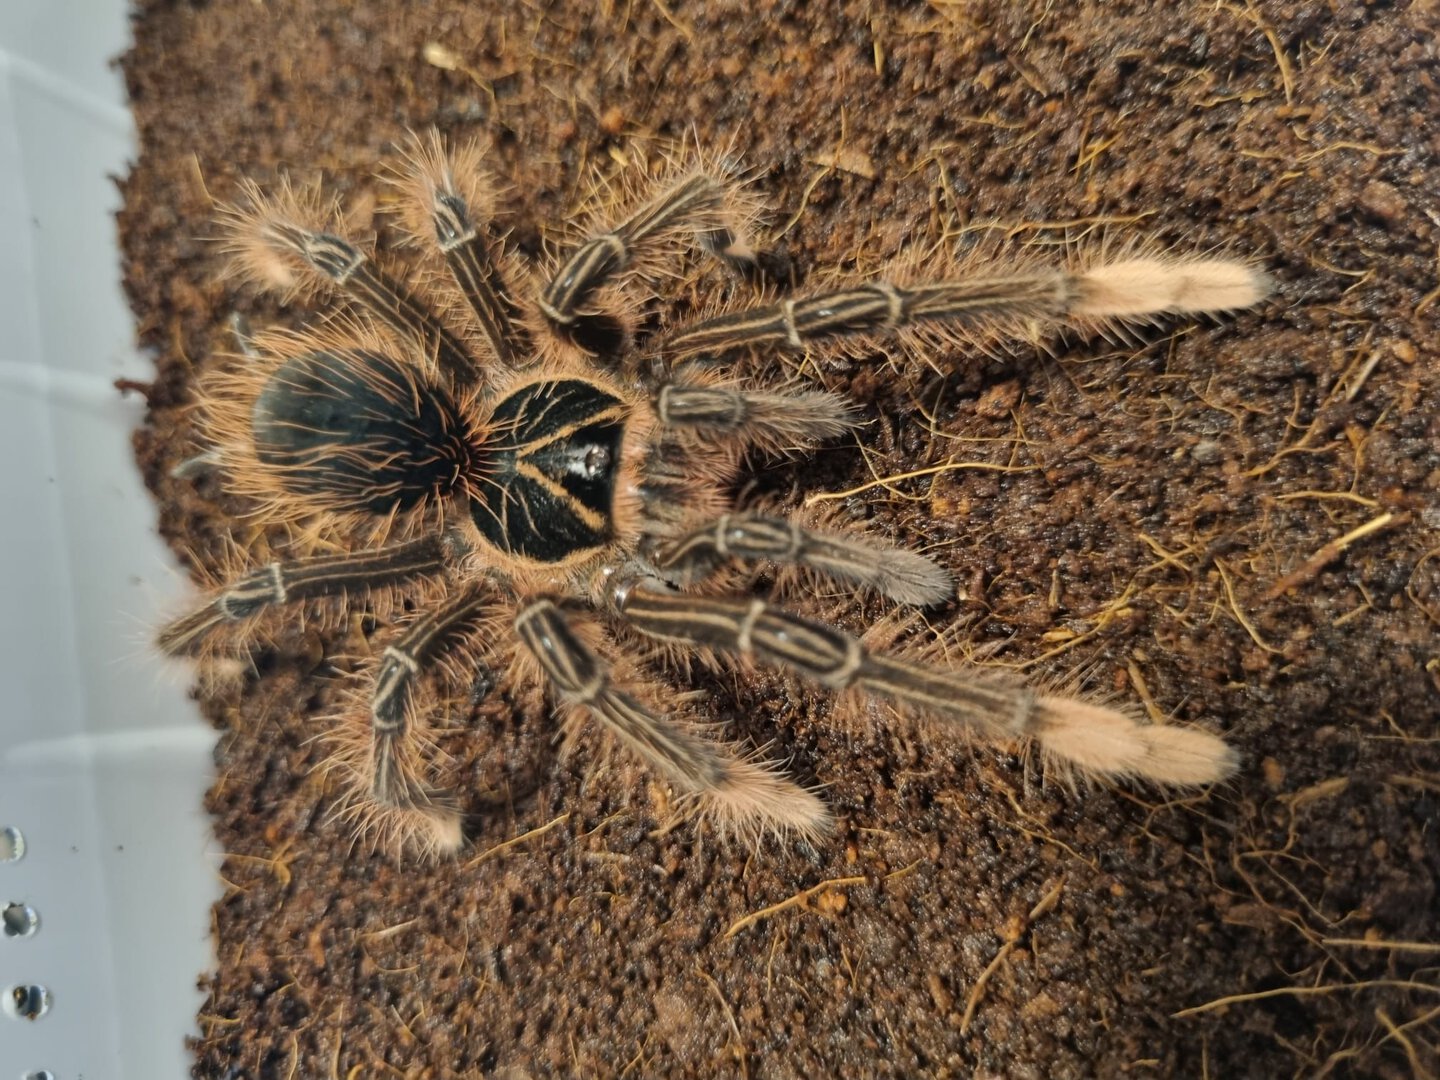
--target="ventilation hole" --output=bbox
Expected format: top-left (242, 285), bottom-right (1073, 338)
top-left (3, 903), bottom-right (39, 938)
top-left (26, 1071), bottom-right (57, 1080)
top-left (4, 984), bottom-right (51, 1020)
top-left (0, 827), bottom-right (23, 863)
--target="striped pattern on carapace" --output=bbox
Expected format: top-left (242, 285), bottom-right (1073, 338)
top-left (469, 378), bottom-right (630, 564)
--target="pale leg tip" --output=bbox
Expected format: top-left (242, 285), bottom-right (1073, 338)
top-left (337, 795), bottom-right (467, 860)
top-left (698, 758), bottom-right (835, 844)
top-left (1076, 257), bottom-right (1272, 318)
top-left (417, 807), bottom-right (467, 856)
top-left (1035, 695), bottom-right (1238, 789)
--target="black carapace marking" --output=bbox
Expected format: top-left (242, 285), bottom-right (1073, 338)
top-left (471, 379), bottom-right (626, 563)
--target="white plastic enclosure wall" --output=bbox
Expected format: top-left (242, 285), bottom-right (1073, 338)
top-left (0, 2), bottom-right (217, 1078)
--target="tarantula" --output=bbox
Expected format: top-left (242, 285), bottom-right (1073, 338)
top-left (159, 132), bottom-right (1268, 855)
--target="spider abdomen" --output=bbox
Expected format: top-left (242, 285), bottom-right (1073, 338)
top-left (251, 349), bottom-right (480, 514)
top-left (470, 378), bottom-right (627, 563)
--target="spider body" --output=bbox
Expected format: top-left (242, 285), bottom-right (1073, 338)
top-left (160, 132), bottom-right (1268, 856)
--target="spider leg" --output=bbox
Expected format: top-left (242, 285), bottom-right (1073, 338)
top-left (157, 533), bottom-right (461, 656)
top-left (539, 173), bottom-right (757, 354)
top-left (654, 512), bottom-right (954, 607)
top-left (513, 598), bottom-right (830, 838)
top-left (433, 202), bottom-right (526, 367)
top-left (240, 205), bottom-right (480, 384)
top-left (666, 259), bottom-right (1270, 357)
top-left (651, 382), bottom-right (857, 454)
top-left (396, 134), bottom-right (529, 367)
top-left (358, 582), bottom-right (493, 856)
top-left (617, 582), bottom-right (1238, 788)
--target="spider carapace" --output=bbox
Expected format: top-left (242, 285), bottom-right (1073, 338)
top-left (473, 377), bottom-right (629, 563)
top-left (161, 132), bottom-right (1269, 856)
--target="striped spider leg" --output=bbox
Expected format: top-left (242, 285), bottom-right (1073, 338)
top-left (512, 598), bottom-right (831, 841)
top-left (385, 131), bottom-right (531, 368)
top-left (355, 579), bottom-right (494, 853)
top-left (538, 160), bottom-right (767, 355)
top-left (158, 534), bottom-right (462, 659)
top-left (665, 253), bottom-right (1270, 359)
top-left (621, 516), bottom-right (1238, 787)
top-left (159, 532), bottom-right (490, 854)
top-left (226, 185), bottom-right (481, 385)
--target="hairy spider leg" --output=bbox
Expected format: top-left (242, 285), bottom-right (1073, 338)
top-left (363, 582), bottom-right (494, 853)
top-left (252, 215), bottom-right (480, 384)
top-left (654, 512), bottom-right (954, 608)
top-left (538, 173), bottom-right (759, 354)
top-left (665, 259), bottom-right (1271, 356)
top-left (513, 598), bottom-right (831, 838)
top-left (618, 584), bottom-right (1238, 788)
top-left (395, 133), bottom-right (530, 368)
top-left (157, 534), bottom-right (461, 656)
top-left (648, 383), bottom-right (859, 456)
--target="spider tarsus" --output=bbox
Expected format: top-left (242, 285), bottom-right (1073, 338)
top-left (340, 784), bottom-right (467, 860)
top-left (1073, 257), bottom-right (1273, 319)
top-left (410, 806), bottom-right (467, 857)
top-left (1033, 696), bottom-right (1239, 787)
top-left (859, 547), bottom-right (956, 608)
top-left (156, 600), bottom-right (232, 657)
top-left (696, 756), bottom-right (834, 843)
